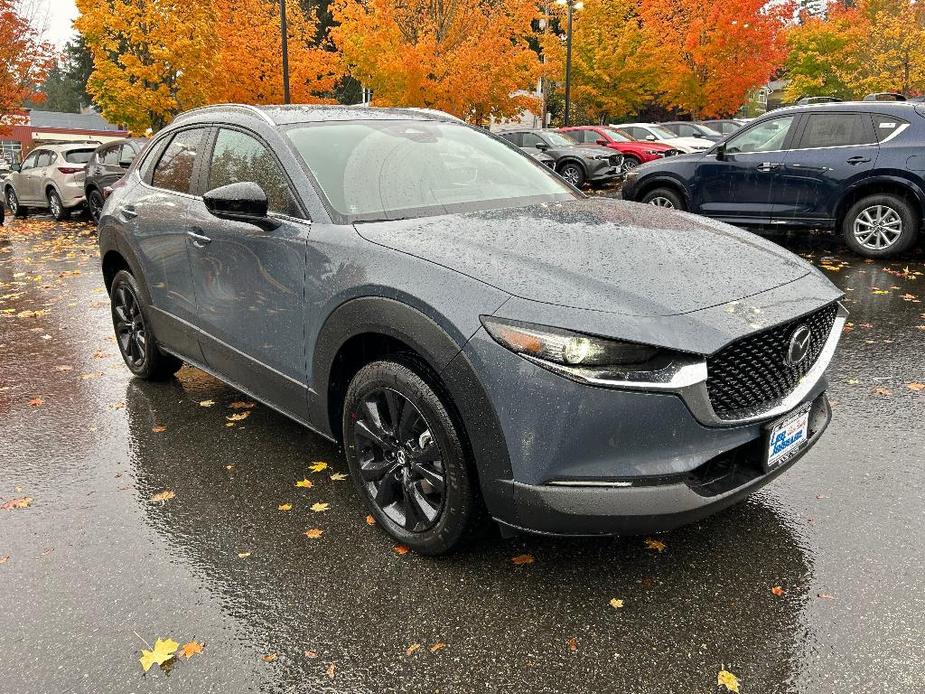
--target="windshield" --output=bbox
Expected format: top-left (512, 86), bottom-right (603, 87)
top-left (287, 120), bottom-right (576, 222)
top-left (64, 149), bottom-right (95, 164)
top-left (602, 128), bottom-right (631, 143)
top-left (696, 124), bottom-right (722, 137)
top-left (543, 131), bottom-right (578, 147)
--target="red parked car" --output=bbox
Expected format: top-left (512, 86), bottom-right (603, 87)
top-left (559, 126), bottom-right (679, 170)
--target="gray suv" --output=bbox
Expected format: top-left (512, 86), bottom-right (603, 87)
top-left (99, 104), bottom-right (845, 554)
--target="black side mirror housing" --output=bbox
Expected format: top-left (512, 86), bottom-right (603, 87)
top-left (596, 138), bottom-right (609, 146)
top-left (203, 182), bottom-right (280, 231)
top-left (535, 142), bottom-right (549, 152)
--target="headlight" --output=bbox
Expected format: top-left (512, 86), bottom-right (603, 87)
top-left (645, 149), bottom-right (663, 155)
top-left (481, 317), bottom-right (659, 366)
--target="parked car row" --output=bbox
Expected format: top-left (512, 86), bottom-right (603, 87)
top-left (622, 100), bottom-right (925, 258)
top-left (2, 138), bottom-right (146, 223)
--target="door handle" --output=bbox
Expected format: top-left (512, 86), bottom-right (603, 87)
top-left (846, 156), bottom-right (871, 165)
top-left (756, 162), bottom-right (780, 173)
top-left (187, 228), bottom-right (212, 247)
top-left (119, 205), bottom-right (137, 219)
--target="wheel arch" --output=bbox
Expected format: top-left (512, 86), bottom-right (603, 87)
top-left (555, 156), bottom-right (588, 175)
top-left (633, 175), bottom-right (691, 207)
top-left (834, 175), bottom-right (925, 229)
top-left (310, 296), bottom-right (513, 507)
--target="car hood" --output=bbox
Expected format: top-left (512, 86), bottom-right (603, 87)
top-left (549, 144), bottom-right (615, 158)
top-left (660, 136), bottom-right (712, 151)
top-left (355, 197), bottom-right (819, 317)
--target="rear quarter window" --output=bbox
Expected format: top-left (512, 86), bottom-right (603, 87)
top-left (872, 114), bottom-right (909, 142)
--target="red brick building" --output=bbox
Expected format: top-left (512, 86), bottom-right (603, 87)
top-left (1, 110), bottom-right (128, 167)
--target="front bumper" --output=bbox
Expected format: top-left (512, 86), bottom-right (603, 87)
top-left (502, 393), bottom-right (831, 536)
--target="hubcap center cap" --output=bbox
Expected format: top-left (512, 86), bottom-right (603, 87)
top-left (396, 450), bottom-right (407, 466)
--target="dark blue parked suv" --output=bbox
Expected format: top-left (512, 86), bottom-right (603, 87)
top-left (622, 102), bottom-right (925, 258)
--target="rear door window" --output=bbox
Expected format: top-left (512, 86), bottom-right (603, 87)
top-left (500, 132), bottom-right (522, 147)
top-left (795, 113), bottom-right (875, 149)
top-left (36, 151), bottom-right (52, 167)
top-left (151, 128), bottom-right (207, 194)
top-left (522, 133), bottom-right (544, 149)
top-left (102, 147), bottom-right (120, 166)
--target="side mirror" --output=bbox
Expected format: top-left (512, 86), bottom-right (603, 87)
top-left (535, 142), bottom-right (549, 152)
top-left (715, 143), bottom-right (726, 160)
top-left (645, 134), bottom-right (656, 141)
top-left (203, 182), bottom-right (280, 231)
top-left (596, 138), bottom-right (609, 146)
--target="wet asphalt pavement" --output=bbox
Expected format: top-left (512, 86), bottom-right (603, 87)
top-left (1, 214), bottom-right (923, 694)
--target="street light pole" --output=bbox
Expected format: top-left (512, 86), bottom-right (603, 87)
top-left (564, 2), bottom-right (573, 127)
top-left (557, 0), bottom-right (582, 127)
top-left (280, 0), bottom-right (291, 104)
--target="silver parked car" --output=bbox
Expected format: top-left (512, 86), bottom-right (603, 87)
top-left (3, 142), bottom-right (98, 221)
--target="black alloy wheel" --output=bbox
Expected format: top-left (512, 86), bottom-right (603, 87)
top-left (88, 189), bottom-right (105, 224)
top-left (109, 270), bottom-right (182, 380)
top-left (343, 360), bottom-right (488, 554)
top-left (353, 387), bottom-right (446, 532)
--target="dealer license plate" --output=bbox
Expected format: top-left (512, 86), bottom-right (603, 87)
top-left (765, 405), bottom-right (810, 471)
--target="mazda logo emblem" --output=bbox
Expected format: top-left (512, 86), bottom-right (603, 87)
top-left (786, 325), bottom-right (812, 366)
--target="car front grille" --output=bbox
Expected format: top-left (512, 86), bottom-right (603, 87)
top-left (706, 303), bottom-right (839, 420)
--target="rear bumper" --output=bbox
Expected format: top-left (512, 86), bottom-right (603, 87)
top-left (501, 392), bottom-right (831, 536)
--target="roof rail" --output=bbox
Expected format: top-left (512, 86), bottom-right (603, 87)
top-left (173, 103), bottom-right (275, 126)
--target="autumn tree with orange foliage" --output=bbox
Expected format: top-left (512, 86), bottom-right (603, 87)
top-left (331, 0), bottom-right (542, 124)
top-left (75, 0), bottom-right (214, 132)
top-left (638, 0), bottom-right (791, 118)
top-left (0, 0), bottom-right (54, 132)
top-left (209, 0), bottom-right (340, 104)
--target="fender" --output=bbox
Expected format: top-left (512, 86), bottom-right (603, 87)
top-left (309, 297), bottom-right (513, 513)
top-left (630, 173), bottom-right (692, 206)
top-left (555, 156), bottom-right (588, 176)
top-left (837, 172), bottom-right (925, 219)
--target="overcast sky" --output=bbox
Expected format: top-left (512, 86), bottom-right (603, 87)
top-left (41, 0), bottom-right (79, 48)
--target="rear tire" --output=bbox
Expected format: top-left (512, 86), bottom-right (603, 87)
top-left (48, 189), bottom-right (70, 221)
top-left (641, 187), bottom-right (686, 210)
top-left (6, 188), bottom-right (27, 217)
top-left (87, 189), bottom-right (105, 224)
top-left (842, 193), bottom-right (919, 258)
top-left (110, 270), bottom-right (182, 380)
top-left (342, 359), bottom-right (488, 555)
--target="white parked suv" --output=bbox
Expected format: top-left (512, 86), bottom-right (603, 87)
top-left (4, 143), bottom-right (98, 221)
top-left (611, 123), bottom-right (713, 154)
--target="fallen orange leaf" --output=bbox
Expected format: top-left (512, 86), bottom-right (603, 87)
top-left (511, 553), bottom-right (535, 565)
top-left (228, 401), bottom-right (255, 410)
top-left (180, 641), bottom-right (204, 659)
top-left (149, 490), bottom-right (175, 503)
top-left (771, 586), bottom-right (785, 597)
top-left (718, 669), bottom-right (741, 692)
top-left (609, 598), bottom-right (624, 609)
top-left (262, 653), bottom-right (277, 662)
top-left (325, 662), bottom-right (336, 679)
top-left (566, 636), bottom-right (578, 652)
top-left (304, 528), bottom-right (323, 539)
top-left (1, 496), bottom-right (32, 511)
top-left (393, 544), bottom-right (410, 555)
top-left (151, 425), bottom-right (167, 433)
top-left (645, 538), bottom-right (667, 552)
top-left (28, 397), bottom-right (44, 407)
top-left (365, 514), bottom-right (376, 526)
top-left (429, 642), bottom-right (446, 653)
top-left (278, 503), bottom-right (293, 511)
top-left (295, 479), bottom-right (313, 488)
top-left (226, 411), bottom-right (250, 422)
top-left (907, 382), bottom-right (925, 392)
top-left (405, 643), bottom-right (421, 656)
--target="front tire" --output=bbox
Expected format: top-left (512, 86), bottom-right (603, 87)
top-left (48, 189), bottom-right (70, 221)
top-left (842, 193), bottom-right (919, 258)
top-left (558, 161), bottom-right (586, 188)
top-left (110, 270), bottom-right (182, 380)
top-left (641, 187), bottom-right (686, 210)
top-left (342, 360), bottom-right (488, 555)
top-left (6, 188), bottom-right (27, 217)
top-left (622, 155), bottom-right (642, 172)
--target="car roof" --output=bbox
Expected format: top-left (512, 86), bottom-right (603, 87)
top-left (770, 101), bottom-right (923, 115)
top-left (172, 103), bottom-right (464, 127)
top-left (35, 142), bottom-right (100, 151)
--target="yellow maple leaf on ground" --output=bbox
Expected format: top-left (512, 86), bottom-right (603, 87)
top-left (198, 400), bottom-right (215, 407)
top-left (180, 641), bottom-right (204, 659)
top-left (329, 472), bottom-right (347, 481)
top-left (149, 490), bottom-right (175, 503)
top-left (304, 528), bottom-right (323, 538)
top-left (310, 502), bottom-right (329, 512)
top-left (645, 538), bottom-right (667, 552)
top-left (609, 598), bottom-right (624, 609)
top-left (226, 411), bottom-right (250, 422)
top-left (718, 669), bottom-right (741, 692)
top-left (309, 461), bottom-right (328, 472)
top-left (278, 503), bottom-right (293, 511)
top-left (295, 479), bottom-right (313, 488)
top-left (139, 637), bottom-right (179, 672)
top-left (405, 643), bottom-right (421, 656)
